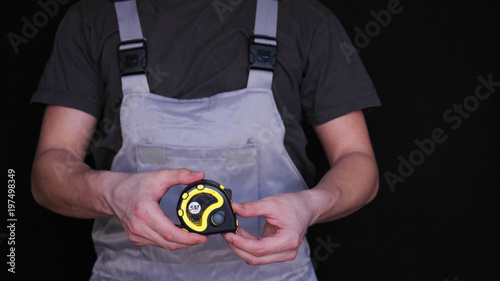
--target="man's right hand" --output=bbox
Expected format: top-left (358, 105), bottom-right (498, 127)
top-left (105, 168), bottom-right (208, 249)
top-left (31, 105), bottom-right (207, 250)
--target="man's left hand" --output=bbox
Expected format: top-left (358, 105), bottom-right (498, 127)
top-left (222, 190), bottom-right (319, 265)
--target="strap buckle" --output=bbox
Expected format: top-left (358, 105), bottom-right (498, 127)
top-left (249, 35), bottom-right (277, 72)
top-left (118, 39), bottom-right (147, 76)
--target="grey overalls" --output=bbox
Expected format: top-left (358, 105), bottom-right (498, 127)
top-left (90, 0), bottom-right (317, 280)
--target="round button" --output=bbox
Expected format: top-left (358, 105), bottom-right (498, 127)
top-left (211, 211), bottom-right (225, 227)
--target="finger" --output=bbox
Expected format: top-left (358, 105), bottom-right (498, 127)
top-left (228, 244), bottom-right (297, 266)
top-left (231, 200), bottom-right (273, 218)
top-left (235, 226), bottom-right (257, 240)
top-left (123, 217), bottom-right (175, 248)
top-left (231, 228), bottom-right (301, 256)
top-left (232, 200), bottom-right (287, 233)
top-left (126, 229), bottom-right (157, 247)
top-left (222, 226), bottom-right (257, 243)
top-left (229, 233), bottom-right (277, 256)
top-left (141, 225), bottom-right (204, 250)
top-left (224, 229), bottom-right (298, 265)
top-left (145, 169), bottom-right (205, 202)
top-left (157, 168), bottom-right (205, 189)
top-left (128, 222), bottom-right (202, 251)
top-left (126, 204), bottom-right (206, 250)
top-left (146, 201), bottom-right (207, 247)
top-left (150, 220), bottom-right (207, 250)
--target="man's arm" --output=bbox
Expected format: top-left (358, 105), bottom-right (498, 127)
top-left (222, 110), bottom-right (379, 265)
top-left (308, 109), bottom-right (379, 222)
top-left (31, 105), bottom-right (207, 249)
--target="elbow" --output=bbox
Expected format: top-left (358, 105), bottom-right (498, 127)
top-left (30, 156), bottom-right (54, 210)
top-left (31, 167), bottom-right (46, 208)
top-left (30, 148), bottom-right (62, 211)
top-left (365, 165), bottom-right (379, 204)
top-left (366, 175), bottom-right (379, 204)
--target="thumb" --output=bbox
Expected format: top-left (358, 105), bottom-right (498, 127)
top-left (232, 200), bottom-right (269, 218)
top-left (164, 168), bottom-right (204, 184)
top-left (154, 168), bottom-right (205, 195)
top-left (173, 168), bottom-right (205, 185)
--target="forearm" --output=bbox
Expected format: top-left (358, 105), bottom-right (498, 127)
top-left (31, 148), bottom-right (117, 219)
top-left (305, 151), bottom-right (379, 225)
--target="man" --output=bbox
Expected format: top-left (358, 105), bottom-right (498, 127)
top-left (31, 0), bottom-right (380, 279)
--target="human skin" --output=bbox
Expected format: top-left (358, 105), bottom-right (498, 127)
top-left (31, 105), bottom-right (378, 262)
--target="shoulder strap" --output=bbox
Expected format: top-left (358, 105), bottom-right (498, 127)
top-left (113, 0), bottom-right (278, 93)
top-left (114, 0), bottom-right (150, 95)
top-left (247, 0), bottom-right (279, 89)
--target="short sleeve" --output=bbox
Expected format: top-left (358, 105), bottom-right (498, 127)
top-left (300, 12), bottom-right (381, 126)
top-left (31, 3), bottom-right (104, 118)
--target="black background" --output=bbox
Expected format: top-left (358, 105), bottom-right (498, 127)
top-left (2, 0), bottom-right (499, 280)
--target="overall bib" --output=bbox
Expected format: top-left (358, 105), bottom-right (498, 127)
top-left (91, 0), bottom-right (316, 280)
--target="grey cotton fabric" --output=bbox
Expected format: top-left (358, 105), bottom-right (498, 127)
top-left (89, 1), bottom-right (317, 279)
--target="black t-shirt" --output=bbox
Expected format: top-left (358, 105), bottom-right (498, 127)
top-left (32, 0), bottom-right (380, 186)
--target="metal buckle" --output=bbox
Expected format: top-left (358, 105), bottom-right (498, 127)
top-left (249, 35), bottom-right (277, 72)
top-left (118, 39), bottom-right (147, 76)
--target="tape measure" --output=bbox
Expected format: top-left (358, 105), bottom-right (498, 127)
top-left (176, 179), bottom-right (238, 235)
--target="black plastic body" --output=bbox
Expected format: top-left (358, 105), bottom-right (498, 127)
top-left (176, 180), bottom-right (237, 235)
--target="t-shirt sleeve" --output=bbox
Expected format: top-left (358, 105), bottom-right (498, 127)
top-left (300, 11), bottom-right (381, 126)
top-left (31, 3), bottom-right (103, 119)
